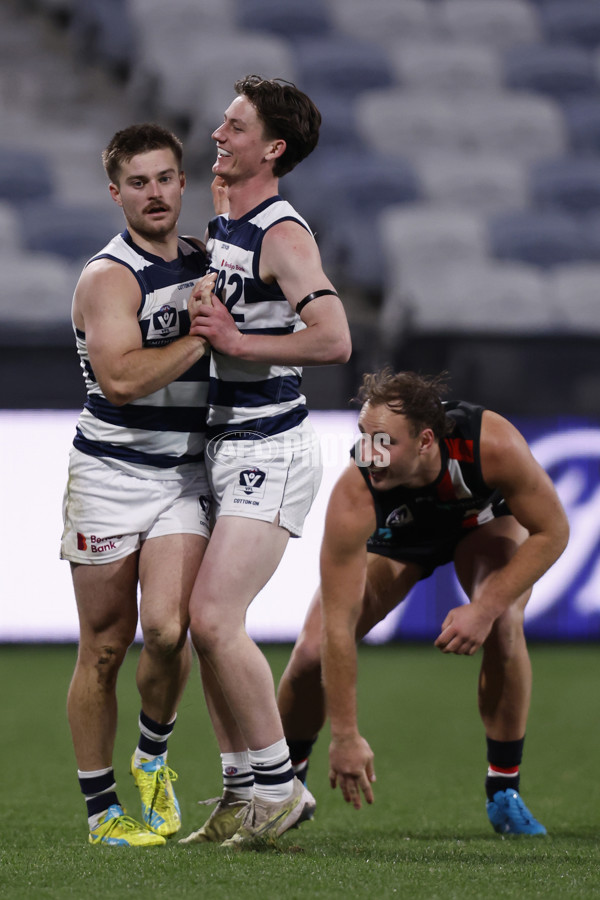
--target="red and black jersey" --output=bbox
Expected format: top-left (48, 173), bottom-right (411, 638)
top-left (353, 401), bottom-right (510, 569)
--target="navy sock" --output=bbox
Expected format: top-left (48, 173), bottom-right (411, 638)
top-left (287, 737), bottom-right (317, 784)
top-left (485, 736), bottom-right (524, 801)
top-left (78, 767), bottom-right (119, 822)
top-left (137, 709), bottom-right (175, 759)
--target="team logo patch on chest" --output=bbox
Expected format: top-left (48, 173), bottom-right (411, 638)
top-left (386, 505), bottom-right (414, 528)
top-left (148, 304), bottom-right (179, 339)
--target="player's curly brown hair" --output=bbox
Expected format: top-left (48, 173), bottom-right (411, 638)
top-left (234, 75), bottom-right (321, 177)
top-left (357, 369), bottom-right (453, 439)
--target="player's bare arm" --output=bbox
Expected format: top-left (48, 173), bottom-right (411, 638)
top-left (189, 220), bottom-right (351, 365)
top-left (435, 411), bottom-right (569, 655)
top-left (74, 259), bottom-right (208, 406)
top-left (321, 462), bottom-right (378, 809)
top-left (477, 411), bottom-right (569, 603)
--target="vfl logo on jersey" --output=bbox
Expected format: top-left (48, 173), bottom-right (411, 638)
top-left (386, 505), bottom-right (414, 528)
top-left (149, 304), bottom-right (178, 338)
top-left (234, 467), bottom-right (267, 497)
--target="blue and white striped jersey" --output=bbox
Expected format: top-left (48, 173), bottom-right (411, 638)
top-left (206, 196), bottom-right (312, 438)
top-left (72, 229), bottom-right (209, 477)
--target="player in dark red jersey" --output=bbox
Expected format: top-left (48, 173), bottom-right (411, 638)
top-left (277, 369), bottom-right (569, 835)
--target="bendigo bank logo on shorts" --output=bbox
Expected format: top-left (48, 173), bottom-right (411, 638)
top-left (233, 467), bottom-right (267, 505)
top-left (77, 532), bottom-right (123, 554)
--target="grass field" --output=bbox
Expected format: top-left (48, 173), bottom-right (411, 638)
top-left (1, 642), bottom-right (599, 899)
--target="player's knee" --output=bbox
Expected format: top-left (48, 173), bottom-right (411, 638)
top-left (142, 621), bottom-right (188, 659)
top-left (188, 606), bottom-right (224, 658)
top-left (487, 602), bottom-right (527, 660)
top-left (287, 632), bottom-right (322, 681)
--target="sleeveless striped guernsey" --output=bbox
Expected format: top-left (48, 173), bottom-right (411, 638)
top-left (72, 229), bottom-right (209, 477)
top-left (205, 196), bottom-right (311, 439)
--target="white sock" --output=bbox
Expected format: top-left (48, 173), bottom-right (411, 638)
top-left (133, 746), bottom-right (168, 767)
top-left (221, 751), bottom-right (254, 800)
top-left (249, 739), bottom-right (294, 802)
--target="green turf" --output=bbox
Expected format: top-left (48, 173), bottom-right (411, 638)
top-left (1, 643), bottom-right (599, 899)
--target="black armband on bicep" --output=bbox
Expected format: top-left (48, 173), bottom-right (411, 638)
top-left (295, 289), bottom-right (340, 315)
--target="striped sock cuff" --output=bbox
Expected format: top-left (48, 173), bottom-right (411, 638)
top-left (488, 765), bottom-right (520, 777)
top-left (78, 767), bottom-right (116, 797)
top-left (221, 751), bottom-right (254, 799)
top-left (138, 709), bottom-right (176, 757)
top-left (249, 739), bottom-right (294, 800)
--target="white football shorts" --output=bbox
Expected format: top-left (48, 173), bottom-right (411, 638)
top-left (207, 417), bottom-right (323, 537)
top-left (60, 448), bottom-right (212, 565)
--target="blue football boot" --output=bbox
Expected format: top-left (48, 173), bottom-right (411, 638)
top-left (486, 789), bottom-right (547, 835)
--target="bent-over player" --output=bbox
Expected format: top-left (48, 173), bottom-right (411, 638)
top-left (277, 369), bottom-right (569, 835)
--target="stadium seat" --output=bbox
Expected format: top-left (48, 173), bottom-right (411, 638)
top-left (0, 147), bottom-right (55, 203)
top-left (435, 0), bottom-right (541, 51)
top-left (378, 205), bottom-right (488, 295)
top-left (389, 40), bottom-right (501, 93)
top-left (488, 209), bottom-right (587, 268)
top-left (328, 0), bottom-right (435, 45)
top-left (579, 210), bottom-right (600, 261)
top-left (35, 0), bottom-right (76, 21)
top-left (562, 97), bottom-right (600, 154)
top-left (17, 201), bottom-right (124, 263)
top-left (457, 93), bottom-right (567, 163)
top-left (547, 263), bottom-right (600, 332)
top-left (530, 157), bottom-right (600, 214)
top-left (127, 0), bottom-right (238, 119)
top-left (376, 206), bottom-right (488, 344)
top-left (0, 201), bottom-right (23, 253)
top-left (0, 252), bottom-right (76, 328)
top-left (284, 149), bottom-right (421, 290)
top-left (355, 89), bottom-right (463, 159)
top-left (301, 91), bottom-right (364, 150)
top-left (184, 35), bottom-right (298, 146)
top-left (356, 90), bottom-right (566, 163)
top-left (292, 35), bottom-right (394, 100)
top-left (234, 0), bottom-right (332, 42)
top-left (503, 44), bottom-right (598, 101)
top-left (129, 0), bottom-right (236, 24)
top-left (539, 2), bottom-right (600, 51)
top-left (318, 155), bottom-right (422, 290)
top-left (381, 260), bottom-right (554, 334)
top-left (281, 147), bottom-right (369, 230)
top-left (417, 153), bottom-right (528, 215)
top-left (68, 0), bottom-right (134, 79)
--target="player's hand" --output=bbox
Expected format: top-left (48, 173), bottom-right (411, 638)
top-left (189, 292), bottom-right (244, 356)
top-left (188, 272), bottom-right (217, 321)
top-left (211, 176), bottom-right (229, 215)
top-left (329, 733), bottom-right (376, 809)
top-left (434, 603), bottom-right (495, 655)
